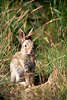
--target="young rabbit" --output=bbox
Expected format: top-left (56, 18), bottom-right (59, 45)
top-left (10, 28), bottom-right (36, 87)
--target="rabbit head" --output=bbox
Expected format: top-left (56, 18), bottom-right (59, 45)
top-left (18, 28), bottom-right (34, 55)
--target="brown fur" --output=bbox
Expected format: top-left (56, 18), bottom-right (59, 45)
top-left (10, 29), bottom-right (36, 87)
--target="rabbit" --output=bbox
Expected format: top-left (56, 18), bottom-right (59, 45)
top-left (10, 28), bottom-right (36, 87)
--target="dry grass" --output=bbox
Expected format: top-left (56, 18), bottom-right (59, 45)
top-left (0, 0), bottom-right (67, 99)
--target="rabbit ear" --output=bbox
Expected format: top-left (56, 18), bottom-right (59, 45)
top-left (18, 28), bottom-right (26, 43)
top-left (26, 28), bottom-right (33, 38)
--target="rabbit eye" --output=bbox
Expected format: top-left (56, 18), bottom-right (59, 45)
top-left (25, 44), bottom-right (27, 47)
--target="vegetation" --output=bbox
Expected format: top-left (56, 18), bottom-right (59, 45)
top-left (0, 0), bottom-right (67, 99)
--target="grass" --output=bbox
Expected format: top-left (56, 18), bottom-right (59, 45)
top-left (0, 0), bottom-right (67, 99)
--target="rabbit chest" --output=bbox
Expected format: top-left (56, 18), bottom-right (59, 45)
top-left (24, 55), bottom-right (35, 73)
top-left (12, 53), bottom-right (35, 77)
